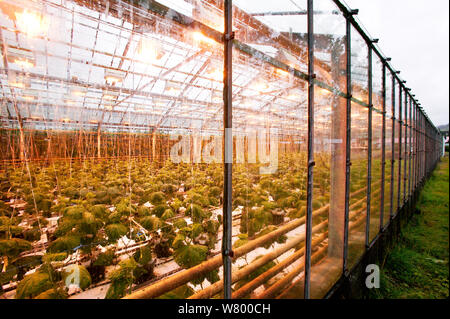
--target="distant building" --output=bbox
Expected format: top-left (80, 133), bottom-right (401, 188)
top-left (439, 124), bottom-right (449, 153)
top-left (439, 123), bottom-right (449, 135)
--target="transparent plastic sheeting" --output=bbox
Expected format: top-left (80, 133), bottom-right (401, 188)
top-left (0, 0), bottom-right (443, 300)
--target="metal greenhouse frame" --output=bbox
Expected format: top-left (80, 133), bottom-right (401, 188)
top-left (0, 0), bottom-right (443, 299)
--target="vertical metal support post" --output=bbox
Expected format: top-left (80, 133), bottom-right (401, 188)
top-left (304, 0), bottom-right (314, 300)
top-left (397, 85), bottom-right (402, 212)
top-left (421, 113), bottom-right (424, 181)
top-left (408, 98), bottom-right (412, 198)
top-left (419, 110), bottom-right (421, 183)
top-left (380, 63), bottom-right (386, 231)
top-left (222, 0), bottom-right (233, 300)
top-left (414, 100), bottom-right (416, 192)
top-left (418, 110), bottom-right (421, 183)
top-left (421, 113), bottom-right (423, 181)
top-left (389, 75), bottom-right (395, 219)
top-left (343, 15), bottom-right (352, 273)
top-left (413, 102), bottom-right (417, 191)
top-left (423, 115), bottom-right (425, 179)
top-left (403, 91), bottom-right (407, 203)
top-left (416, 103), bottom-right (419, 188)
top-left (422, 114), bottom-right (425, 180)
top-left (365, 46), bottom-right (373, 248)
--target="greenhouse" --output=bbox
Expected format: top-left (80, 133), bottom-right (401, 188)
top-left (0, 0), bottom-right (443, 299)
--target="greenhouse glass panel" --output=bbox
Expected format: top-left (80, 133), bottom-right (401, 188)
top-left (313, 0), bottom-right (347, 93)
top-left (0, 0), bottom-right (226, 299)
top-left (384, 71), bottom-right (393, 226)
top-left (397, 89), bottom-right (404, 210)
top-left (393, 119), bottom-right (401, 214)
top-left (347, 101), bottom-right (368, 269)
top-left (370, 111), bottom-right (382, 242)
top-left (310, 90), bottom-right (347, 299)
top-left (230, 0), bottom-right (309, 300)
top-left (402, 95), bottom-right (409, 204)
top-left (369, 54), bottom-right (383, 240)
top-left (384, 114), bottom-right (392, 226)
top-left (305, 0), bottom-right (348, 299)
top-left (347, 25), bottom-right (368, 269)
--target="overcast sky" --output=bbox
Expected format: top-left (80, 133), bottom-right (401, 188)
top-left (344, 0), bottom-right (449, 127)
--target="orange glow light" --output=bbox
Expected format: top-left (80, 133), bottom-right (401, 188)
top-left (251, 81), bottom-right (270, 93)
top-left (192, 31), bottom-right (218, 46)
top-left (15, 9), bottom-right (49, 37)
top-left (136, 38), bottom-right (164, 63)
top-left (23, 95), bottom-right (35, 101)
top-left (13, 58), bottom-right (34, 69)
top-left (207, 68), bottom-right (224, 81)
top-left (316, 87), bottom-right (331, 98)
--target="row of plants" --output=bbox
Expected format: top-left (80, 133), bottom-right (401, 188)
top-left (0, 151), bottom-right (376, 298)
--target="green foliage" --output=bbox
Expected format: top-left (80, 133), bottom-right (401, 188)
top-left (10, 256), bottom-right (42, 281)
top-left (61, 264), bottom-right (92, 290)
top-left (185, 204), bottom-right (206, 223)
top-left (0, 201), bottom-right (12, 217)
top-left (35, 287), bottom-right (68, 299)
top-left (370, 156), bottom-right (449, 299)
top-left (0, 238), bottom-right (32, 258)
top-left (90, 205), bottom-right (108, 219)
top-left (105, 257), bottom-right (138, 299)
top-left (185, 191), bottom-right (209, 207)
top-left (203, 219), bottom-right (219, 234)
top-left (0, 225), bottom-right (23, 238)
top-left (25, 192), bottom-right (52, 214)
top-left (77, 212), bottom-right (102, 236)
top-left (173, 218), bottom-right (188, 229)
top-left (233, 233), bottom-right (249, 249)
top-left (140, 216), bottom-right (161, 232)
top-left (48, 235), bottom-right (81, 253)
top-left (0, 266), bottom-right (16, 285)
top-left (54, 219), bottom-right (77, 237)
top-left (191, 223), bottom-right (204, 239)
top-left (208, 186), bottom-right (221, 198)
top-left (255, 226), bottom-right (287, 249)
top-left (174, 244), bottom-right (208, 269)
top-left (235, 256), bottom-right (276, 291)
top-left (93, 249), bottom-right (116, 266)
top-left (161, 208), bottom-right (175, 220)
top-left (133, 246), bottom-right (152, 266)
top-left (157, 284), bottom-right (194, 299)
top-left (63, 206), bottom-right (84, 220)
top-left (152, 204), bottom-right (170, 218)
top-left (132, 246), bottom-right (154, 283)
top-left (137, 206), bottom-right (151, 217)
top-left (170, 198), bottom-right (183, 212)
top-left (43, 252), bottom-right (67, 263)
top-left (161, 184), bottom-right (177, 195)
top-left (15, 272), bottom-right (53, 299)
top-left (115, 199), bottom-right (137, 215)
top-left (149, 192), bottom-right (166, 205)
top-left (312, 199), bottom-right (322, 210)
top-left (105, 224), bottom-right (128, 242)
top-left (23, 228), bottom-right (41, 242)
top-left (172, 233), bottom-right (186, 250)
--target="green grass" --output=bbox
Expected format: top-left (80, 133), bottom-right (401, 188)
top-left (370, 154), bottom-right (449, 299)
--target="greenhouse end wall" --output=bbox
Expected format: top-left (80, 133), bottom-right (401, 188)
top-left (0, 0), bottom-right (443, 300)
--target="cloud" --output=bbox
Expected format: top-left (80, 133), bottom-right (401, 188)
top-left (344, 0), bottom-right (449, 126)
